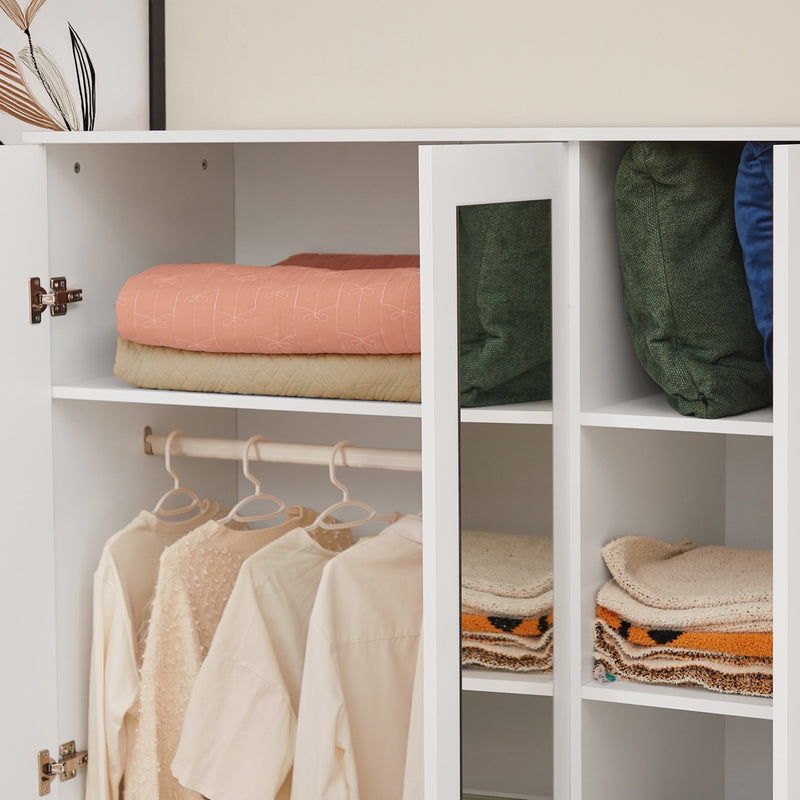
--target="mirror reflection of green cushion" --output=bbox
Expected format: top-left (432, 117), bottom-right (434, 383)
top-left (615, 142), bottom-right (772, 418)
top-left (458, 200), bottom-right (552, 408)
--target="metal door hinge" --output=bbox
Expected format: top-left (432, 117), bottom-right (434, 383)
top-left (38, 741), bottom-right (88, 795)
top-left (30, 276), bottom-right (83, 324)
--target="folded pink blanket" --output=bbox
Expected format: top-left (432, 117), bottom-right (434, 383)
top-left (116, 261), bottom-right (420, 355)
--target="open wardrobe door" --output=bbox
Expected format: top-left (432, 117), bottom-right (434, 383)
top-left (0, 146), bottom-right (60, 798)
top-left (419, 141), bottom-right (570, 800)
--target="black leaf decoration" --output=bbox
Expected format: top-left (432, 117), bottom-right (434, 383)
top-left (68, 22), bottom-right (95, 131)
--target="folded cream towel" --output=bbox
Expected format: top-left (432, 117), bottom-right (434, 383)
top-left (461, 589), bottom-right (553, 619)
top-left (597, 580), bottom-right (772, 633)
top-left (601, 535), bottom-right (772, 610)
top-left (461, 530), bottom-right (552, 598)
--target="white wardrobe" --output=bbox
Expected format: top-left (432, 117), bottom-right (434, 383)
top-left (2, 128), bottom-right (799, 800)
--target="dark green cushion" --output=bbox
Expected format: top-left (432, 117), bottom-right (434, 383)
top-left (458, 200), bottom-right (552, 407)
top-left (615, 142), bottom-right (772, 418)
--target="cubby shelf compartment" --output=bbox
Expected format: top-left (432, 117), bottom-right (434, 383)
top-left (581, 679), bottom-right (773, 720)
top-left (461, 401), bottom-right (553, 425)
top-left (580, 393), bottom-right (773, 436)
top-left (51, 377), bottom-right (422, 418)
top-left (462, 669), bottom-right (554, 696)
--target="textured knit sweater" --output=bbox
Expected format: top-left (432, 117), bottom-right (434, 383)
top-left (85, 502), bottom-right (229, 800)
top-left (125, 507), bottom-right (319, 800)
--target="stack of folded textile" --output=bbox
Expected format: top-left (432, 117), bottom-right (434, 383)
top-left (594, 535), bottom-right (772, 697)
top-left (461, 530), bottom-right (553, 673)
top-left (113, 253), bottom-right (421, 401)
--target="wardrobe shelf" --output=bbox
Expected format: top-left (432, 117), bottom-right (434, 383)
top-left (461, 668), bottom-right (554, 696)
top-left (464, 790), bottom-right (552, 800)
top-left (460, 401), bottom-right (553, 425)
top-left (580, 393), bottom-right (773, 436)
top-left (581, 679), bottom-right (773, 720)
top-left (26, 125), bottom-right (800, 146)
top-left (51, 376), bottom-right (422, 418)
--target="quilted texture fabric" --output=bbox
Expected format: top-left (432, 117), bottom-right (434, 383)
top-left (458, 200), bottom-right (552, 407)
top-left (116, 262), bottom-right (420, 355)
top-left (615, 141), bottom-right (772, 418)
top-left (113, 337), bottom-right (421, 402)
top-left (735, 142), bottom-right (775, 372)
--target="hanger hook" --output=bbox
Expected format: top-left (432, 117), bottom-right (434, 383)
top-left (242, 435), bottom-right (270, 493)
top-left (164, 430), bottom-right (185, 489)
top-left (328, 440), bottom-right (354, 500)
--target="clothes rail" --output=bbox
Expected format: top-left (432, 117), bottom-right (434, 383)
top-left (143, 427), bottom-right (422, 472)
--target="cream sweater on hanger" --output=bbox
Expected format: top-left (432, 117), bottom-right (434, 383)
top-left (125, 507), bottom-right (319, 800)
top-left (85, 502), bottom-right (228, 800)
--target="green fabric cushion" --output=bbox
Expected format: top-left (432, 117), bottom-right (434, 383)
top-left (615, 142), bottom-right (772, 418)
top-left (458, 200), bottom-right (552, 407)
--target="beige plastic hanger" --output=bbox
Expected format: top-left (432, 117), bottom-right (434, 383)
top-left (152, 430), bottom-right (204, 518)
top-left (219, 435), bottom-right (288, 525)
top-left (306, 440), bottom-right (399, 532)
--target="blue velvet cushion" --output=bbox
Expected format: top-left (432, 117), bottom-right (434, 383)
top-left (734, 142), bottom-right (774, 372)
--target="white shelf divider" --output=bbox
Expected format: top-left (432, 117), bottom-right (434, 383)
top-left (580, 393), bottom-right (773, 436)
top-left (51, 377), bottom-right (422, 418)
top-left (460, 401), bottom-right (553, 425)
top-left (463, 790), bottom-right (552, 800)
top-left (581, 679), bottom-right (773, 720)
top-left (462, 668), bottom-right (554, 697)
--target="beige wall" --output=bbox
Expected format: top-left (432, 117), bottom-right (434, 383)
top-left (165, 0), bottom-right (800, 129)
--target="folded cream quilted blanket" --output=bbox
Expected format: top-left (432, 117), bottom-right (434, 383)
top-left (116, 261), bottom-right (420, 355)
top-left (113, 337), bottom-right (421, 402)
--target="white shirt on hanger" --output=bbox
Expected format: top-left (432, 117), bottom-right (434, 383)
top-left (290, 515), bottom-right (423, 800)
top-left (171, 525), bottom-right (353, 800)
top-left (86, 502), bottom-right (227, 800)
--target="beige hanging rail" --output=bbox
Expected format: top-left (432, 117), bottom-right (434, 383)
top-left (143, 427), bottom-right (422, 472)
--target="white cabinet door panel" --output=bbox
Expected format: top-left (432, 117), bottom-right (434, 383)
top-left (419, 142), bottom-right (569, 800)
top-left (0, 146), bottom-right (58, 798)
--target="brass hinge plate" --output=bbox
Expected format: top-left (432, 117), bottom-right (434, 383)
top-left (30, 276), bottom-right (83, 324)
top-left (38, 740), bottom-right (88, 795)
